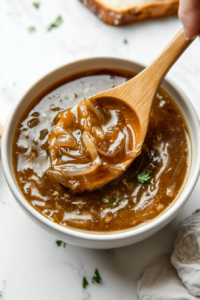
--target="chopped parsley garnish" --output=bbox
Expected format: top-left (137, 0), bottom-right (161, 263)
top-left (104, 197), bottom-right (109, 202)
top-left (124, 39), bottom-right (128, 44)
top-left (64, 95), bottom-right (69, 100)
top-left (55, 240), bottom-right (66, 247)
top-left (33, 2), bottom-right (40, 9)
top-left (47, 16), bottom-right (63, 31)
top-left (0, 291), bottom-right (2, 298)
top-left (115, 196), bottom-right (120, 201)
top-left (110, 201), bottom-right (114, 205)
top-left (28, 26), bottom-right (36, 33)
top-left (92, 269), bottom-right (101, 284)
top-left (83, 277), bottom-right (88, 289)
top-left (137, 171), bottom-right (152, 184)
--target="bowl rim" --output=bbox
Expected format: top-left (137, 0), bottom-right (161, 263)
top-left (1, 56), bottom-right (200, 242)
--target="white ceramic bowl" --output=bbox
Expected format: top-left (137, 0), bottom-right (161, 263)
top-left (1, 57), bottom-right (200, 249)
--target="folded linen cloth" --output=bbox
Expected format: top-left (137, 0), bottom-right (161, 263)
top-left (171, 210), bottom-right (200, 297)
top-left (137, 255), bottom-right (197, 300)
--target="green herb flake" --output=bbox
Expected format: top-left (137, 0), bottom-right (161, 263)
top-left (55, 240), bottom-right (66, 247)
top-left (33, 2), bottom-right (40, 9)
top-left (124, 39), bottom-right (128, 44)
top-left (0, 292), bottom-right (2, 298)
top-left (104, 197), bottom-right (109, 202)
top-left (56, 240), bottom-right (62, 247)
top-left (110, 201), bottom-right (114, 205)
top-left (92, 268), bottom-right (102, 284)
top-left (47, 16), bottom-right (63, 31)
top-left (64, 95), bottom-right (69, 100)
top-left (137, 171), bottom-right (152, 184)
top-left (115, 196), bottom-right (120, 201)
top-left (28, 26), bottom-right (36, 33)
top-left (83, 277), bottom-right (89, 289)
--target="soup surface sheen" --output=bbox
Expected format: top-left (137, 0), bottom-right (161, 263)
top-left (13, 70), bottom-right (190, 233)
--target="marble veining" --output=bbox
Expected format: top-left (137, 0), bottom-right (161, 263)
top-left (0, 1), bottom-right (200, 299)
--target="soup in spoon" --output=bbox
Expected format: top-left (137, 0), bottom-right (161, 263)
top-left (47, 97), bottom-right (136, 193)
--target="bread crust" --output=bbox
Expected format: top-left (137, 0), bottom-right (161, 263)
top-left (79, 0), bottom-right (179, 25)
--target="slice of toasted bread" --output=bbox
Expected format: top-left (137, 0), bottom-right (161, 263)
top-left (79, 0), bottom-right (179, 25)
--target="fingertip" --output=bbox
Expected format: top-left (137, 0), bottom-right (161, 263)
top-left (180, 22), bottom-right (190, 40)
top-left (181, 22), bottom-right (199, 40)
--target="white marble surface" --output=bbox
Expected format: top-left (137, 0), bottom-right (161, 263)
top-left (0, 1), bottom-right (200, 299)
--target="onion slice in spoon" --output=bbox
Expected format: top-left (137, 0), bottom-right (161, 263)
top-left (48, 131), bottom-right (101, 178)
top-left (53, 133), bottom-right (77, 148)
top-left (85, 97), bottom-right (110, 125)
top-left (55, 156), bottom-right (101, 177)
top-left (82, 131), bottom-right (98, 161)
top-left (97, 131), bottom-right (125, 157)
top-left (124, 125), bottom-right (136, 160)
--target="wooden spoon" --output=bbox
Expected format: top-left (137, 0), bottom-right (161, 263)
top-left (91, 28), bottom-right (195, 169)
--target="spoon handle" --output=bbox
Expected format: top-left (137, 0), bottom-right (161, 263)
top-left (146, 28), bottom-right (194, 85)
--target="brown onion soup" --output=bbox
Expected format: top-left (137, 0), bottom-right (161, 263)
top-left (12, 69), bottom-right (191, 233)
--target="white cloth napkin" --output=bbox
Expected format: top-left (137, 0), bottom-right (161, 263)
top-left (137, 211), bottom-right (200, 299)
top-left (137, 255), bottom-right (197, 300)
top-left (171, 210), bottom-right (200, 297)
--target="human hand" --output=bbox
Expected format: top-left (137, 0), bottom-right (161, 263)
top-left (179, 0), bottom-right (200, 39)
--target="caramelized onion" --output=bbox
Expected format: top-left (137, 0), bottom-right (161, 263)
top-left (109, 163), bottom-right (126, 171)
top-left (78, 102), bottom-right (90, 118)
top-left (115, 163), bottom-right (126, 170)
top-left (97, 131), bottom-right (125, 157)
top-left (46, 168), bottom-right (67, 185)
top-left (54, 133), bottom-right (77, 148)
top-left (56, 156), bottom-right (101, 177)
top-left (105, 130), bottom-right (119, 137)
top-left (124, 125), bottom-right (135, 159)
top-left (61, 156), bottom-right (91, 164)
top-left (61, 148), bottom-right (88, 159)
top-left (92, 126), bottom-right (104, 139)
top-left (47, 168), bottom-right (81, 192)
top-left (51, 127), bottom-right (70, 137)
top-left (80, 118), bottom-right (92, 131)
top-left (108, 163), bottom-right (126, 176)
top-left (60, 110), bottom-right (76, 128)
top-left (82, 131), bottom-right (98, 161)
top-left (85, 97), bottom-right (109, 124)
